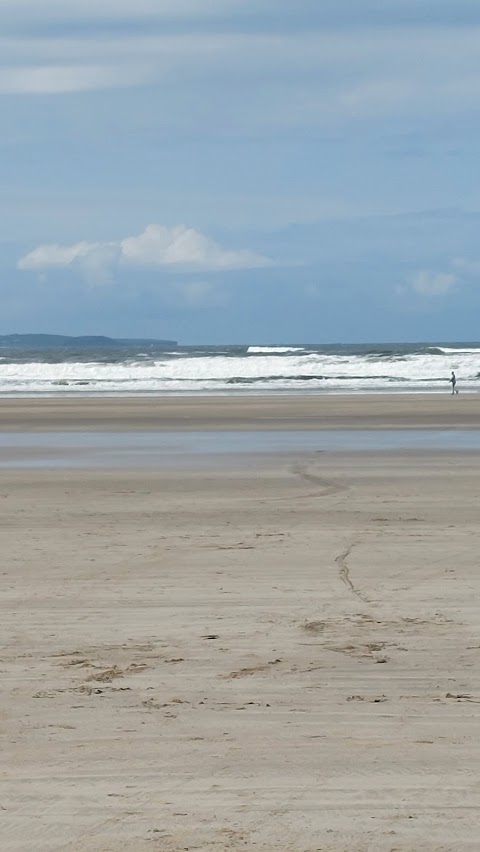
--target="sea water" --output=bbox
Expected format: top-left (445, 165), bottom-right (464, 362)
top-left (0, 341), bottom-right (478, 395)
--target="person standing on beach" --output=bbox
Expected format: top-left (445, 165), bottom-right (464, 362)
top-left (450, 371), bottom-right (459, 394)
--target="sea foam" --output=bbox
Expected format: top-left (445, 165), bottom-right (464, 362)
top-left (0, 343), bottom-right (477, 395)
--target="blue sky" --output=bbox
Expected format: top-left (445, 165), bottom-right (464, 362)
top-left (2, 0), bottom-right (480, 343)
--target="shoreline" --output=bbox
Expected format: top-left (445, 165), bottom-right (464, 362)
top-left (0, 392), bottom-right (479, 431)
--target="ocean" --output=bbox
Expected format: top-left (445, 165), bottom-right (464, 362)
top-left (0, 341), bottom-right (478, 396)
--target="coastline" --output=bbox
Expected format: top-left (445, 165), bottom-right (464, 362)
top-left (0, 392), bottom-right (479, 431)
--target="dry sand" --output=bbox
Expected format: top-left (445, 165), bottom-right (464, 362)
top-left (1, 396), bottom-right (480, 851)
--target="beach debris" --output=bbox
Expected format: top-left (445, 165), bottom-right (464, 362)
top-left (445, 692), bottom-right (480, 702)
top-left (224, 659), bottom-right (281, 678)
top-left (302, 621), bottom-right (326, 634)
top-left (86, 662), bottom-right (148, 682)
top-left (346, 694), bottom-right (388, 703)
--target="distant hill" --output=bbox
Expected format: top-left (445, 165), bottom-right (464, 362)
top-left (0, 334), bottom-right (177, 348)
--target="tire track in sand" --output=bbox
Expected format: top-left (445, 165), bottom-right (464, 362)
top-left (292, 460), bottom-right (370, 603)
top-left (335, 542), bottom-right (371, 603)
top-left (291, 461), bottom-right (349, 498)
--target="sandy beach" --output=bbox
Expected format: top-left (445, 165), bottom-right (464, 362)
top-left (2, 396), bottom-right (480, 851)
top-left (0, 392), bottom-right (479, 431)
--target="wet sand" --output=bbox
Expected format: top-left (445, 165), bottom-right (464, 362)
top-left (0, 392), bottom-right (479, 431)
top-left (1, 398), bottom-right (480, 850)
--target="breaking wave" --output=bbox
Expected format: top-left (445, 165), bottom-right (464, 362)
top-left (0, 341), bottom-right (478, 395)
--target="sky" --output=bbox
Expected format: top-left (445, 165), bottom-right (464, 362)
top-left (2, 0), bottom-right (480, 344)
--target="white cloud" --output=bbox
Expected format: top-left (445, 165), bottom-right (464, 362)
top-left (406, 255), bottom-right (480, 297)
top-left (120, 225), bottom-right (268, 270)
top-left (18, 240), bottom-right (106, 269)
top-left (408, 270), bottom-right (458, 296)
top-left (0, 64), bottom-right (149, 94)
top-left (17, 224), bottom-right (271, 281)
top-left (17, 240), bottom-right (120, 284)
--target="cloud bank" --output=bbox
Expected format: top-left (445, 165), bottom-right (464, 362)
top-left (3, 12), bottom-right (480, 123)
top-left (17, 224), bottom-right (271, 281)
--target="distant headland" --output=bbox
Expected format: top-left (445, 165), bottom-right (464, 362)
top-left (0, 334), bottom-right (177, 348)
